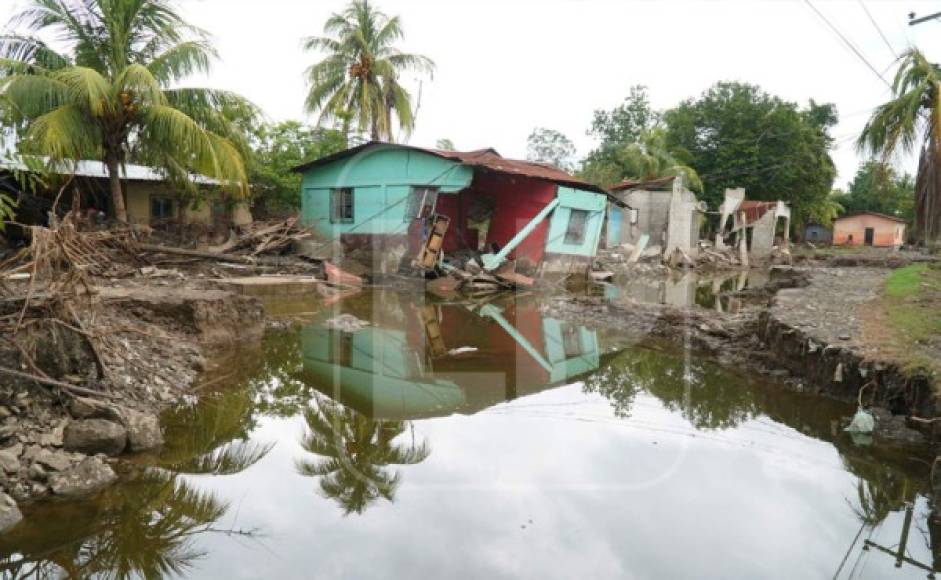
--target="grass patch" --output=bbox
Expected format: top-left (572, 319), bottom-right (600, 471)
top-left (882, 263), bottom-right (941, 376)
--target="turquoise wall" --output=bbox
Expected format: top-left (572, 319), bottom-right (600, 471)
top-left (300, 147), bottom-right (473, 238)
top-left (544, 187), bottom-right (607, 256)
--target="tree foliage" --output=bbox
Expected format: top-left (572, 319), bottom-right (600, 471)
top-left (248, 120), bottom-right (346, 211)
top-left (859, 48), bottom-right (941, 242)
top-left (834, 160), bottom-right (914, 222)
top-left (663, 82), bottom-right (837, 230)
top-left (303, 0), bottom-right (434, 142)
top-left (0, 0), bottom-right (258, 222)
top-left (526, 127), bottom-right (576, 171)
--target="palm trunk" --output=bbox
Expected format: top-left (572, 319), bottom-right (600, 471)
top-left (106, 157), bottom-right (128, 223)
top-left (915, 138), bottom-right (941, 244)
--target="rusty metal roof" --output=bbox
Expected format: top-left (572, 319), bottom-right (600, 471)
top-left (293, 141), bottom-right (607, 194)
top-left (834, 211), bottom-right (908, 224)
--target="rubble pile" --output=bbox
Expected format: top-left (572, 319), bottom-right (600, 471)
top-left (212, 217), bottom-right (312, 256)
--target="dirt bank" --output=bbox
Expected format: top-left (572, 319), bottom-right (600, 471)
top-left (0, 281), bottom-right (264, 525)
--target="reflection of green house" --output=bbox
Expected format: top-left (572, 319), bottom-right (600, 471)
top-left (300, 301), bottom-right (600, 420)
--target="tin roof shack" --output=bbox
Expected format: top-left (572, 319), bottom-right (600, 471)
top-left (607, 176), bottom-right (705, 261)
top-left (716, 188), bottom-right (791, 262)
top-left (0, 158), bottom-right (250, 232)
top-left (832, 212), bottom-right (906, 247)
top-left (294, 142), bottom-right (610, 280)
top-left (803, 223), bottom-right (833, 244)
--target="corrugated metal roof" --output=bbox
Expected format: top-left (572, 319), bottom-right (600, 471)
top-left (0, 156), bottom-right (218, 185)
top-left (610, 176), bottom-right (675, 192)
top-left (292, 141), bottom-right (607, 194)
top-left (737, 200), bottom-right (778, 225)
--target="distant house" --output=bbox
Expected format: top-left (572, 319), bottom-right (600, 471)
top-left (832, 212), bottom-right (906, 247)
top-left (0, 158), bottom-right (251, 228)
top-left (803, 223), bottom-right (832, 244)
top-left (606, 176), bottom-right (705, 259)
top-left (294, 142), bottom-right (612, 276)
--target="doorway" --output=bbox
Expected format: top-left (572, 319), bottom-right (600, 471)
top-left (864, 227), bottom-right (875, 246)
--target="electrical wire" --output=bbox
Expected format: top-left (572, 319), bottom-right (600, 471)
top-left (803, 0), bottom-right (892, 89)
top-left (858, 0), bottom-right (899, 60)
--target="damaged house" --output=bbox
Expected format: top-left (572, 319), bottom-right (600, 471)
top-left (605, 175), bottom-right (705, 260)
top-left (716, 188), bottom-right (791, 261)
top-left (294, 142), bottom-right (612, 279)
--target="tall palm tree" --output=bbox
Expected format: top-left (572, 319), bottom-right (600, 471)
top-left (303, 0), bottom-right (434, 142)
top-left (616, 127), bottom-right (703, 191)
top-left (296, 397), bottom-right (430, 515)
top-left (0, 0), bottom-right (257, 223)
top-left (859, 47), bottom-right (941, 243)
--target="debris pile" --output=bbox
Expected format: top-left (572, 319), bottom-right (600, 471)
top-left (213, 217), bottom-right (312, 256)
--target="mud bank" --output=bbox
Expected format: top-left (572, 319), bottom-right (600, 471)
top-left (0, 283), bottom-right (264, 524)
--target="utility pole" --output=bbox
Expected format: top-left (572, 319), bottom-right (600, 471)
top-left (862, 502), bottom-right (938, 577)
top-left (909, 10), bottom-right (941, 26)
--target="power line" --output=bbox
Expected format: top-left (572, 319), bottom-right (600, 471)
top-left (858, 0), bottom-right (898, 59)
top-left (803, 0), bottom-right (892, 89)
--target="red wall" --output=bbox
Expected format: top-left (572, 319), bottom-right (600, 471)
top-left (478, 173), bottom-right (556, 266)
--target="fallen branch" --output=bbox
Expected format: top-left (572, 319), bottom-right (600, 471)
top-left (0, 366), bottom-right (118, 399)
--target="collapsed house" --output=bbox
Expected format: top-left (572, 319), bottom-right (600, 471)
top-left (605, 175), bottom-right (705, 261)
top-left (293, 142), bottom-right (616, 280)
top-left (715, 188), bottom-right (791, 261)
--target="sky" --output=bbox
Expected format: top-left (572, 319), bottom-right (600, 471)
top-left (3, 0), bottom-right (941, 187)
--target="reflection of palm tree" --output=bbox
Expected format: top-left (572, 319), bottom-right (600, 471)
top-left (296, 397), bottom-right (430, 515)
top-left (0, 470), bottom-right (234, 579)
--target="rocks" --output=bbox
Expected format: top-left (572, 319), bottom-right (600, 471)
top-left (0, 493), bottom-right (22, 534)
top-left (63, 419), bottom-right (127, 456)
top-left (48, 456), bottom-right (117, 498)
top-left (69, 397), bottom-right (120, 420)
top-left (0, 449), bottom-right (19, 474)
top-left (35, 449), bottom-right (72, 472)
top-left (120, 410), bottom-right (163, 452)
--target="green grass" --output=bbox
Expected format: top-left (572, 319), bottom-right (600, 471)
top-left (882, 263), bottom-right (941, 376)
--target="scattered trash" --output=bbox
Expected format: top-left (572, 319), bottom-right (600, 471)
top-left (845, 407), bottom-right (875, 434)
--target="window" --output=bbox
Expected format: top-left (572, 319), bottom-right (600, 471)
top-left (405, 186), bottom-right (439, 221)
top-left (330, 188), bottom-right (354, 223)
top-left (564, 209), bottom-right (589, 245)
top-left (150, 196), bottom-right (175, 221)
top-left (561, 324), bottom-right (584, 357)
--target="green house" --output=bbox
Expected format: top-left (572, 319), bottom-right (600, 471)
top-left (293, 142), bottom-right (612, 276)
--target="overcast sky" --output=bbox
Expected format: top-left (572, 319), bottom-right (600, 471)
top-left (4, 0), bottom-right (941, 187)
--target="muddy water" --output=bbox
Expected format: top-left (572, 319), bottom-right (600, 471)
top-left (1, 290), bottom-right (938, 579)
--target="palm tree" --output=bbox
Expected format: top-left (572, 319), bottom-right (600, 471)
top-left (616, 127), bottom-right (703, 191)
top-left (0, 0), bottom-right (257, 223)
top-left (859, 47), bottom-right (941, 243)
top-left (296, 397), bottom-right (430, 515)
top-left (303, 0), bottom-right (434, 142)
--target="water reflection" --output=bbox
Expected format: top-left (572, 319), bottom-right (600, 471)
top-left (2, 289), bottom-right (940, 579)
top-left (604, 270), bottom-right (768, 312)
top-left (297, 397), bottom-right (430, 515)
top-left (0, 470), bottom-right (231, 579)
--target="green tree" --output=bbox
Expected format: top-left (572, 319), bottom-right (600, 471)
top-left (435, 138), bottom-right (455, 151)
top-left (296, 397), bottom-right (429, 515)
top-left (248, 121), bottom-right (346, 211)
top-left (303, 0), bottom-right (434, 142)
top-left (583, 127), bottom-right (702, 191)
top-left (587, 85), bottom-right (659, 153)
top-left (0, 0), bottom-right (257, 223)
top-left (526, 127), bottom-right (576, 171)
top-left (664, 82), bottom-right (837, 231)
top-left (858, 48), bottom-right (941, 242)
top-left (833, 160), bottom-right (914, 223)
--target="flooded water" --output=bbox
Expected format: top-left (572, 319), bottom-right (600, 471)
top-left (1, 290), bottom-right (938, 579)
top-left (603, 270), bottom-right (770, 312)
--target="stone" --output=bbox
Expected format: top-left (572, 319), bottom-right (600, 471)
top-left (28, 463), bottom-right (46, 481)
top-left (0, 450), bottom-right (19, 474)
top-left (0, 407), bottom-right (10, 419)
top-left (63, 419), bottom-right (127, 456)
top-left (120, 410), bottom-right (163, 452)
top-left (69, 397), bottom-right (119, 420)
top-left (35, 449), bottom-right (71, 472)
top-left (0, 493), bottom-right (22, 534)
top-left (48, 457), bottom-right (117, 498)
